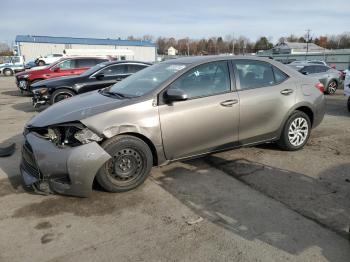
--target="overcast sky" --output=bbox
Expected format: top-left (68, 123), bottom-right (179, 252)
top-left (1, 0), bottom-right (349, 44)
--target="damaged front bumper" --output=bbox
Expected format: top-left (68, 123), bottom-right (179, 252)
top-left (20, 132), bottom-right (111, 197)
top-left (32, 93), bottom-right (49, 108)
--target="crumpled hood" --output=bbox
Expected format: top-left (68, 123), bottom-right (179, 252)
top-left (31, 75), bottom-right (82, 88)
top-left (27, 91), bottom-right (128, 127)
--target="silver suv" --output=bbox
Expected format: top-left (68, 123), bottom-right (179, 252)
top-left (21, 56), bottom-right (325, 197)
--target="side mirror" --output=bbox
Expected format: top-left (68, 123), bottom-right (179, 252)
top-left (164, 89), bottom-right (188, 103)
top-left (53, 67), bottom-right (60, 72)
top-left (301, 71), bottom-right (309, 75)
top-left (95, 73), bottom-right (105, 79)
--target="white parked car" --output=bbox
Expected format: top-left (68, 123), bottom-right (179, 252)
top-left (0, 56), bottom-right (25, 76)
top-left (35, 54), bottom-right (63, 66)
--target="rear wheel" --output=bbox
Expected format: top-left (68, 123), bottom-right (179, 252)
top-left (3, 69), bottom-right (13, 76)
top-left (326, 80), bottom-right (337, 94)
top-left (50, 88), bottom-right (75, 104)
top-left (277, 111), bottom-right (311, 151)
top-left (38, 60), bottom-right (45, 66)
top-left (96, 135), bottom-right (153, 193)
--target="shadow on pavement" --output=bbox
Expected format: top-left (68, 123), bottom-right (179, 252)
top-left (324, 93), bottom-right (349, 117)
top-left (1, 90), bottom-right (31, 97)
top-left (155, 158), bottom-right (350, 262)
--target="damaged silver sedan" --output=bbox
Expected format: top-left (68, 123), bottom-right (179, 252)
top-left (21, 56), bottom-right (325, 197)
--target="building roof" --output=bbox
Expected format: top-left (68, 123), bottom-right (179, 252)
top-left (15, 35), bottom-right (156, 47)
top-left (276, 41), bottom-right (325, 51)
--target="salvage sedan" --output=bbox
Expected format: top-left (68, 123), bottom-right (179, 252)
top-left (21, 56), bottom-right (325, 197)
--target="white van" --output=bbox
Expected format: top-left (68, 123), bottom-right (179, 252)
top-left (63, 49), bottom-right (134, 60)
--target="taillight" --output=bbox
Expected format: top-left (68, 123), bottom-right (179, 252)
top-left (315, 82), bottom-right (325, 93)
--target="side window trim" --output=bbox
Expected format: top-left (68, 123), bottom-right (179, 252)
top-left (170, 61), bottom-right (232, 101)
top-left (159, 60), bottom-right (232, 104)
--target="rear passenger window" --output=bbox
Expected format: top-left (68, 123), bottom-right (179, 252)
top-left (273, 66), bottom-right (288, 83)
top-left (126, 64), bottom-right (148, 73)
top-left (235, 60), bottom-right (276, 90)
top-left (76, 59), bottom-right (106, 68)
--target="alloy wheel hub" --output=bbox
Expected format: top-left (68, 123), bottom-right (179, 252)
top-left (288, 117), bottom-right (309, 147)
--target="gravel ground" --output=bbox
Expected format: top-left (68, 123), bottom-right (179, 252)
top-left (0, 76), bottom-right (349, 262)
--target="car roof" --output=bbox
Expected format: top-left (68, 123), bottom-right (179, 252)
top-left (163, 55), bottom-right (277, 65)
top-left (101, 60), bottom-right (152, 66)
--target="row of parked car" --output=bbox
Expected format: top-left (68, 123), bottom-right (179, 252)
top-left (18, 54), bottom-right (330, 198)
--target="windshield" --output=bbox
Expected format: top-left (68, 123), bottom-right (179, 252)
top-left (80, 62), bottom-right (109, 76)
top-left (107, 62), bottom-right (187, 97)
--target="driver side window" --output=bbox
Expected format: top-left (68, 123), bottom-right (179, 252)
top-left (57, 60), bottom-right (76, 70)
top-left (168, 61), bottom-right (230, 99)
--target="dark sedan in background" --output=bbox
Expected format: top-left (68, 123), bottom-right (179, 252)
top-left (287, 63), bottom-right (343, 94)
top-left (31, 61), bottom-right (151, 107)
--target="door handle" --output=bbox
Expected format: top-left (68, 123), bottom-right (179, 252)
top-left (220, 99), bottom-right (238, 107)
top-left (280, 89), bottom-right (294, 95)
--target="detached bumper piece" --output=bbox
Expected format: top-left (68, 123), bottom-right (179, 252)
top-left (20, 133), bottom-right (111, 197)
top-left (0, 143), bottom-right (15, 157)
top-left (32, 93), bottom-right (49, 108)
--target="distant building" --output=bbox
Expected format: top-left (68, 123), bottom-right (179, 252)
top-left (272, 41), bottom-right (326, 55)
top-left (15, 35), bottom-right (157, 62)
top-left (167, 46), bottom-right (178, 56)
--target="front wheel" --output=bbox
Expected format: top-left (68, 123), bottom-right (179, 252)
top-left (50, 88), bottom-right (75, 104)
top-left (3, 69), bottom-right (13, 76)
top-left (38, 60), bottom-right (46, 66)
top-left (277, 111), bottom-right (311, 151)
top-left (96, 135), bottom-right (153, 193)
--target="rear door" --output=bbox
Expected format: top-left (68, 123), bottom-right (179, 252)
top-left (159, 61), bottom-right (239, 160)
top-left (233, 59), bottom-right (296, 143)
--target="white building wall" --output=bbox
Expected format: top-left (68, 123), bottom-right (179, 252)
top-left (18, 42), bottom-right (156, 62)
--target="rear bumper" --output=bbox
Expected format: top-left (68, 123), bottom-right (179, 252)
top-left (21, 132), bottom-right (111, 197)
top-left (313, 95), bottom-right (326, 129)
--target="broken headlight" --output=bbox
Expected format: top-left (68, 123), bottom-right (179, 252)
top-left (74, 128), bottom-right (103, 144)
top-left (32, 122), bottom-right (102, 147)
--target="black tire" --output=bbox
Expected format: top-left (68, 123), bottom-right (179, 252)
top-left (347, 97), bottom-right (350, 112)
top-left (3, 69), bottom-right (13, 76)
top-left (277, 111), bottom-right (311, 151)
top-left (50, 88), bottom-right (75, 104)
top-left (325, 80), bottom-right (338, 95)
top-left (96, 135), bottom-right (153, 193)
top-left (38, 60), bottom-right (46, 66)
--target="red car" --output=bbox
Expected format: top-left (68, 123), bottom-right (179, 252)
top-left (15, 57), bottom-right (109, 92)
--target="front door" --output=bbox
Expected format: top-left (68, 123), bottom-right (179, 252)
top-left (159, 61), bottom-right (239, 160)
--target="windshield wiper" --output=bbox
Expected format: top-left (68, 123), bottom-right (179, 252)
top-left (99, 89), bottom-right (136, 99)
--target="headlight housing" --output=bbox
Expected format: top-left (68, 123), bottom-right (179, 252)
top-left (32, 87), bottom-right (48, 95)
top-left (74, 128), bottom-right (103, 144)
top-left (29, 122), bottom-right (103, 147)
top-left (21, 74), bottom-right (29, 78)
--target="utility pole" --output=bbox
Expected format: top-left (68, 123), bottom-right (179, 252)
top-left (232, 33), bottom-right (235, 55)
top-left (305, 29), bottom-right (311, 60)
